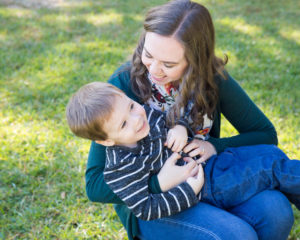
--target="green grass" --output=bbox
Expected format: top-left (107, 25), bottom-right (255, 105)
top-left (0, 0), bottom-right (299, 239)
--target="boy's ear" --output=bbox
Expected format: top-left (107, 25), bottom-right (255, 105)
top-left (95, 139), bottom-right (115, 147)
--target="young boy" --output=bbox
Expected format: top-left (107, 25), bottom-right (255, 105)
top-left (66, 82), bottom-right (300, 221)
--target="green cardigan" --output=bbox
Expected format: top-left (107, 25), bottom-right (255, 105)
top-left (85, 63), bottom-right (277, 240)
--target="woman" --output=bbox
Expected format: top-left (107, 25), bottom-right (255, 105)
top-left (86, 1), bottom-right (294, 239)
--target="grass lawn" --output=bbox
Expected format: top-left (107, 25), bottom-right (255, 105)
top-left (0, 0), bottom-right (299, 239)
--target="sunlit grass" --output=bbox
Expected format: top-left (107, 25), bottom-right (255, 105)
top-left (217, 17), bottom-right (263, 36)
top-left (86, 11), bottom-right (123, 26)
top-left (280, 28), bottom-right (300, 45)
top-left (0, 0), bottom-right (299, 239)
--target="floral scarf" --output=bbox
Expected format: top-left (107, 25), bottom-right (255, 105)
top-left (146, 74), bottom-right (213, 140)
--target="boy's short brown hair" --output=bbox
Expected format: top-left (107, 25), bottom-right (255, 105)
top-left (66, 82), bottom-right (123, 141)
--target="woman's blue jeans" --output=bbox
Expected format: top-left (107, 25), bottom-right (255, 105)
top-left (138, 190), bottom-right (293, 240)
top-left (138, 145), bottom-right (295, 240)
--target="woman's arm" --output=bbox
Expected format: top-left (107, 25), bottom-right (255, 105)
top-left (207, 74), bottom-right (278, 153)
top-left (85, 141), bottom-right (124, 204)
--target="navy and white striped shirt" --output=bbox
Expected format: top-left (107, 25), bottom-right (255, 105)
top-left (103, 105), bottom-right (198, 220)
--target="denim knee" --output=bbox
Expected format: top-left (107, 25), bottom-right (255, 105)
top-left (138, 202), bottom-right (259, 240)
top-left (138, 217), bottom-right (258, 240)
top-left (258, 191), bottom-right (294, 239)
top-left (229, 190), bottom-right (294, 240)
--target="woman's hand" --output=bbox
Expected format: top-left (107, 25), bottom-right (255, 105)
top-left (157, 153), bottom-right (199, 192)
top-left (183, 139), bottom-right (217, 164)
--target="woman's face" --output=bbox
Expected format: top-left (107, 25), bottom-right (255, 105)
top-left (141, 32), bottom-right (188, 86)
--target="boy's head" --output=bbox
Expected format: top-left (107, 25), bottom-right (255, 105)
top-left (66, 82), bottom-right (150, 148)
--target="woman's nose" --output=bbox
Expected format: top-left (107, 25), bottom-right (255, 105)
top-left (149, 61), bottom-right (162, 75)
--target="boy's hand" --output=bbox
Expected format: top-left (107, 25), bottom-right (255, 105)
top-left (158, 153), bottom-right (199, 192)
top-left (186, 164), bottom-right (204, 195)
top-left (165, 125), bottom-right (188, 152)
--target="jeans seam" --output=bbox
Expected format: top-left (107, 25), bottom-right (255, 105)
top-left (158, 218), bottom-right (222, 240)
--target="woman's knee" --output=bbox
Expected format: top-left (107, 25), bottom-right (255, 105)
top-left (230, 190), bottom-right (294, 240)
top-left (138, 218), bottom-right (258, 240)
top-left (258, 190), bottom-right (294, 236)
top-left (138, 202), bottom-right (258, 240)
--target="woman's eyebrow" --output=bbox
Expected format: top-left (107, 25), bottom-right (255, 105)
top-left (144, 47), bottom-right (179, 65)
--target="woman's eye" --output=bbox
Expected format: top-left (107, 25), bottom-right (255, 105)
top-left (121, 121), bottom-right (127, 129)
top-left (130, 103), bottom-right (134, 110)
top-left (164, 64), bottom-right (174, 68)
top-left (144, 51), bottom-right (152, 58)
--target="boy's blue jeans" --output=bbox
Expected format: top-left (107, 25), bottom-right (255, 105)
top-left (202, 144), bottom-right (300, 209)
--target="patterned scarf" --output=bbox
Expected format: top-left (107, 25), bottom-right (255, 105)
top-left (146, 74), bottom-right (213, 140)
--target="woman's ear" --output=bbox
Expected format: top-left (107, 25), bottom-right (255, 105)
top-left (95, 139), bottom-right (115, 147)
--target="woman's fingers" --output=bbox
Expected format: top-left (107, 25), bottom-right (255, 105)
top-left (183, 141), bottom-right (199, 153)
top-left (188, 148), bottom-right (203, 157)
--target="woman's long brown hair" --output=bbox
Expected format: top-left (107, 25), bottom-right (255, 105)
top-left (131, 0), bottom-right (228, 130)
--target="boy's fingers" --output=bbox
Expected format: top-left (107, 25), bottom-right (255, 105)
top-left (184, 160), bottom-right (197, 171)
top-left (190, 164), bottom-right (199, 177)
top-left (167, 152), bottom-right (181, 164)
top-left (166, 132), bottom-right (171, 147)
top-left (196, 156), bottom-right (207, 164)
top-left (172, 141), bottom-right (180, 152)
top-left (177, 142), bottom-right (185, 153)
top-left (197, 168), bottom-right (204, 182)
top-left (183, 157), bottom-right (193, 163)
top-left (167, 136), bottom-right (175, 149)
top-left (197, 164), bottom-right (203, 176)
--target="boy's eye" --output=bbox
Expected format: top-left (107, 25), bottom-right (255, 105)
top-left (121, 121), bottom-right (127, 129)
top-left (130, 103), bottom-right (134, 110)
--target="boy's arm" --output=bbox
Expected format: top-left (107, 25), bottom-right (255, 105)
top-left (104, 150), bottom-right (199, 221)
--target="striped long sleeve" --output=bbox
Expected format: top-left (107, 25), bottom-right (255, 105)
top-left (103, 106), bottom-right (199, 220)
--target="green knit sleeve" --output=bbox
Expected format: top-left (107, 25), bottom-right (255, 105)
top-left (85, 141), bottom-right (124, 203)
top-left (207, 74), bottom-right (277, 153)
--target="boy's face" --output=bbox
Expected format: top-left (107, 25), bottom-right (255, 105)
top-left (101, 94), bottom-right (150, 148)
